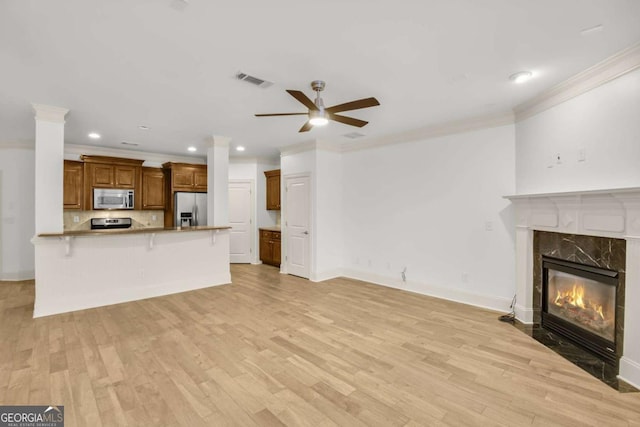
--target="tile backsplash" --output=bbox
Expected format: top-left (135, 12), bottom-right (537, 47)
top-left (63, 210), bottom-right (164, 231)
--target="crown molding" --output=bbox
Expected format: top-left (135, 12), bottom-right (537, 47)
top-left (32, 103), bottom-right (69, 123)
top-left (0, 140), bottom-right (35, 150)
top-left (514, 42), bottom-right (640, 122)
top-left (342, 110), bottom-right (515, 153)
top-left (64, 143), bottom-right (205, 166)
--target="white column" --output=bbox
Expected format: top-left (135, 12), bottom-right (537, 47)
top-left (620, 236), bottom-right (640, 388)
top-left (514, 225), bottom-right (534, 323)
top-left (207, 135), bottom-right (230, 226)
top-left (32, 104), bottom-right (68, 234)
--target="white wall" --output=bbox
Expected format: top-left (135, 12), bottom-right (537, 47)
top-left (516, 68), bottom-right (640, 194)
top-left (0, 147), bottom-right (36, 280)
top-left (256, 161), bottom-right (280, 229)
top-left (341, 125), bottom-right (517, 311)
top-left (314, 150), bottom-right (343, 280)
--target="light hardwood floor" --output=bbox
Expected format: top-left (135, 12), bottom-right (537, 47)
top-left (1, 264), bottom-right (639, 426)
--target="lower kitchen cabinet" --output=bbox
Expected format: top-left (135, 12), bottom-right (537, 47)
top-left (260, 229), bottom-right (281, 267)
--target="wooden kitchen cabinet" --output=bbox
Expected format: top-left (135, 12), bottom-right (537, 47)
top-left (163, 163), bottom-right (207, 192)
top-left (141, 167), bottom-right (166, 210)
top-left (80, 155), bottom-right (144, 209)
top-left (264, 169), bottom-right (281, 210)
top-left (260, 229), bottom-right (281, 267)
top-left (63, 160), bottom-right (84, 210)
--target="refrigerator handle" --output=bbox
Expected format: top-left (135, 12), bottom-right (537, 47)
top-left (194, 203), bottom-right (198, 226)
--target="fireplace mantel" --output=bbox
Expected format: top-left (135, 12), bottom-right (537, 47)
top-left (504, 186), bottom-right (640, 389)
top-left (504, 187), bottom-right (640, 239)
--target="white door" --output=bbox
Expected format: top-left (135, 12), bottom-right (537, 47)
top-left (285, 175), bottom-right (310, 278)
top-left (229, 181), bottom-right (252, 263)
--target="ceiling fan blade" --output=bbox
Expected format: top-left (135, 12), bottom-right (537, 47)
top-left (299, 121), bottom-right (313, 132)
top-left (328, 113), bottom-right (368, 128)
top-left (255, 113), bottom-right (308, 117)
top-left (326, 97), bottom-right (380, 114)
top-left (287, 90), bottom-right (318, 111)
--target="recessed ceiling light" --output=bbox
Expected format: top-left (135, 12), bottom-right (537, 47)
top-left (88, 132), bottom-right (101, 139)
top-left (580, 24), bottom-right (604, 36)
top-left (138, 125), bottom-right (149, 130)
top-left (509, 71), bottom-right (533, 84)
top-left (187, 146), bottom-right (197, 152)
top-left (236, 146), bottom-right (245, 152)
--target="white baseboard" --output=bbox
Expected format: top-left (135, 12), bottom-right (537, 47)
top-left (341, 269), bottom-right (512, 313)
top-left (311, 268), bottom-right (345, 282)
top-left (0, 270), bottom-right (35, 281)
top-left (514, 304), bottom-right (535, 324)
top-left (619, 357), bottom-right (640, 390)
top-left (33, 273), bottom-right (231, 318)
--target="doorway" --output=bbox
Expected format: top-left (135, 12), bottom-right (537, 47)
top-left (284, 174), bottom-right (310, 278)
top-left (228, 180), bottom-right (253, 263)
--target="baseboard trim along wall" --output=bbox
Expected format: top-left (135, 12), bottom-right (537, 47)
top-left (619, 357), bottom-right (640, 390)
top-left (514, 304), bottom-right (535, 324)
top-left (0, 271), bottom-right (35, 281)
top-left (335, 269), bottom-right (513, 314)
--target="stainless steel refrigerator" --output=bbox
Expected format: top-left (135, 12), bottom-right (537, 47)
top-left (175, 192), bottom-right (207, 227)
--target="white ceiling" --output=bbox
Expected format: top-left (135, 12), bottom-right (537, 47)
top-left (2, 0), bottom-right (640, 160)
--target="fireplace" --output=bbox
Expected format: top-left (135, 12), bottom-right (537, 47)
top-left (506, 188), bottom-right (640, 389)
top-left (542, 256), bottom-right (619, 365)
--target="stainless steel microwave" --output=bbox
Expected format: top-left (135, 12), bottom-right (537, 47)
top-left (93, 188), bottom-right (134, 210)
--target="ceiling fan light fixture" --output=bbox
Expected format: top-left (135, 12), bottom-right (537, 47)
top-left (309, 117), bottom-right (328, 126)
top-left (309, 109), bottom-right (328, 126)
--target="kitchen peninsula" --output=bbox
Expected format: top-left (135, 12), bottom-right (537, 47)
top-left (32, 225), bottom-right (231, 317)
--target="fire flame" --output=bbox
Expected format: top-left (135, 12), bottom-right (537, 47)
top-left (554, 283), bottom-right (605, 320)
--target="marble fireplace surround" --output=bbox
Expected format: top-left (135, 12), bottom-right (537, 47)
top-left (505, 187), bottom-right (640, 389)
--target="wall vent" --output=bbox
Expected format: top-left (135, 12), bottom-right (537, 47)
top-left (236, 72), bottom-right (273, 88)
top-left (343, 132), bottom-right (366, 139)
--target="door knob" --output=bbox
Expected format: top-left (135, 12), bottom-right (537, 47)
top-left (302, 231), bottom-right (309, 235)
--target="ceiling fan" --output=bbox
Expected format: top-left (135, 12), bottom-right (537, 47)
top-left (255, 80), bottom-right (380, 132)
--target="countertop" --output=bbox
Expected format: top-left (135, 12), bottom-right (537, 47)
top-left (38, 225), bottom-right (231, 238)
top-left (259, 226), bottom-right (281, 232)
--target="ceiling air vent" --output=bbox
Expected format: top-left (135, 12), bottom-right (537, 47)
top-left (235, 72), bottom-right (273, 88)
top-left (121, 141), bottom-right (139, 147)
top-left (343, 132), bottom-right (366, 139)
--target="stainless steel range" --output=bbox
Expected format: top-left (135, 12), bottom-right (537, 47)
top-left (90, 218), bottom-right (132, 230)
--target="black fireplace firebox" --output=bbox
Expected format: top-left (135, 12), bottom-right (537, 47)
top-left (542, 256), bottom-right (619, 365)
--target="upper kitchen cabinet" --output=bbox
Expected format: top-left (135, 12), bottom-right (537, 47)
top-left (141, 167), bottom-right (166, 210)
top-left (264, 169), bottom-right (280, 210)
top-left (63, 160), bottom-right (84, 210)
top-left (80, 155), bottom-right (144, 209)
top-left (162, 163), bottom-right (207, 192)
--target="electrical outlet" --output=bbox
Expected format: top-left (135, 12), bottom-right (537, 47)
top-left (485, 221), bottom-right (493, 231)
top-left (578, 148), bottom-right (586, 162)
top-left (151, 214), bottom-right (157, 221)
top-left (555, 153), bottom-right (562, 164)
top-left (73, 215), bottom-right (80, 223)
